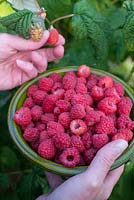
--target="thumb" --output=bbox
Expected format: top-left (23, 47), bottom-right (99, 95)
top-left (8, 30), bottom-right (49, 51)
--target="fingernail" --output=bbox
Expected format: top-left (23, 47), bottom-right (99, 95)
top-left (114, 139), bottom-right (128, 155)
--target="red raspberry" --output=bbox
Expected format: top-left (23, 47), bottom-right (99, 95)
top-left (38, 139), bottom-right (56, 159)
top-left (21, 121), bottom-right (34, 131)
top-left (49, 73), bottom-right (62, 83)
top-left (85, 110), bottom-right (102, 126)
top-left (32, 90), bottom-right (47, 105)
top-left (117, 115), bottom-right (131, 129)
top-left (112, 129), bottom-right (133, 142)
top-left (23, 127), bottom-right (39, 142)
top-left (39, 130), bottom-right (49, 143)
top-left (53, 89), bottom-right (65, 99)
top-left (31, 105), bottom-right (43, 121)
top-left (23, 97), bottom-right (34, 108)
top-left (71, 94), bottom-right (87, 107)
top-left (53, 132), bottom-right (71, 150)
top-left (98, 97), bottom-right (117, 114)
top-left (110, 127), bottom-right (118, 137)
top-left (39, 77), bottom-right (53, 92)
top-left (41, 113), bottom-right (55, 124)
top-left (77, 77), bottom-right (87, 84)
top-left (85, 94), bottom-right (94, 106)
top-left (71, 135), bottom-right (85, 152)
top-left (27, 84), bottom-right (38, 97)
top-left (52, 82), bottom-right (63, 92)
top-left (113, 82), bottom-right (124, 96)
top-left (36, 123), bottom-right (46, 132)
top-left (93, 134), bottom-right (109, 150)
top-left (47, 121), bottom-right (64, 137)
top-left (14, 107), bottom-right (32, 126)
top-left (128, 121), bottom-right (134, 130)
top-left (87, 78), bottom-right (98, 91)
top-left (77, 65), bottom-right (90, 78)
top-left (59, 147), bottom-right (80, 167)
top-left (85, 106), bottom-right (94, 114)
top-left (107, 113), bottom-right (117, 125)
top-left (70, 119), bottom-right (87, 135)
top-left (98, 75), bottom-right (113, 89)
top-left (117, 97), bottom-right (132, 116)
top-left (112, 133), bottom-right (126, 141)
top-left (78, 156), bottom-right (86, 166)
top-left (30, 139), bottom-right (40, 151)
top-left (95, 116), bottom-right (115, 134)
top-left (42, 95), bottom-right (57, 113)
top-left (47, 28), bottom-right (59, 45)
top-left (105, 87), bottom-right (121, 103)
top-left (54, 107), bottom-right (61, 115)
top-left (83, 148), bottom-right (96, 164)
top-left (65, 71), bottom-right (76, 78)
top-left (56, 100), bottom-right (71, 112)
top-left (81, 131), bottom-right (92, 149)
top-left (64, 89), bottom-right (76, 101)
top-left (91, 86), bottom-right (104, 100)
top-left (63, 73), bottom-right (77, 90)
top-left (75, 83), bottom-right (87, 94)
top-left (71, 104), bottom-right (86, 119)
top-left (58, 112), bottom-right (71, 128)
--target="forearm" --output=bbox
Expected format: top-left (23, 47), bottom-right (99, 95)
top-left (36, 194), bottom-right (50, 200)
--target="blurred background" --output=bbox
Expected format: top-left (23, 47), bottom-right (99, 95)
top-left (0, 0), bottom-right (134, 199)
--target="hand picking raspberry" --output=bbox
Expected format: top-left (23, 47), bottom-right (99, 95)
top-left (0, 31), bottom-right (65, 90)
top-left (14, 66), bottom-right (134, 168)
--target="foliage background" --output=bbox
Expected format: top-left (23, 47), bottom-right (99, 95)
top-left (0, 0), bottom-right (134, 199)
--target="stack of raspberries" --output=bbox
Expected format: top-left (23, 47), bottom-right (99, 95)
top-left (14, 65), bottom-right (134, 167)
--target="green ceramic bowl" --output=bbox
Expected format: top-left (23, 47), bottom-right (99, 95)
top-left (8, 66), bottom-right (134, 176)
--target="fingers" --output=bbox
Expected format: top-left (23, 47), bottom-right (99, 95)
top-left (8, 31), bottom-right (49, 51)
top-left (55, 34), bottom-right (65, 46)
top-left (84, 140), bottom-right (128, 184)
top-left (45, 171), bottom-right (62, 190)
top-left (96, 165), bottom-right (124, 200)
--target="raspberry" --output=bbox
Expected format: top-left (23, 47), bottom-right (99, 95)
top-left (113, 82), bottom-right (124, 96)
top-left (47, 28), bottom-right (59, 45)
top-left (95, 116), bottom-right (115, 134)
top-left (14, 107), bottom-right (32, 126)
top-left (85, 110), bottom-right (102, 126)
top-left (59, 147), bottom-right (80, 167)
top-left (78, 156), bottom-right (86, 166)
top-left (49, 73), bottom-right (62, 83)
top-left (63, 73), bottom-right (77, 90)
top-left (52, 82), bottom-right (63, 92)
top-left (32, 90), bottom-right (47, 105)
top-left (21, 121), bottom-right (34, 131)
top-left (105, 87), bottom-right (121, 103)
top-left (91, 86), bottom-right (104, 100)
top-left (98, 97), bottom-right (117, 114)
top-left (87, 78), bottom-right (98, 91)
top-left (98, 75), bottom-right (113, 89)
top-left (110, 127), bottom-right (118, 137)
top-left (39, 77), bottom-right (53, 92)
top-left (65, 71), bottom-right (76, 78)
top-left (117, 115), bottom-right (131, 129)
top-left (41, 113), bottom-right (55, 124)
top-left (23, 127), bottom-right (39, 142)
top-left (71, 104), bottom-right (86, 119)
top-left (77, 65), bottom-right (90, 78)
top-left (39, 130), bottom-right (49, 143)
top-left (42, 95), bottom-right (57, 113)
top-left (84, 94), bottom-right (93, 106)
top-left (31, 105), bottom-right (43, 121)
top-left (77, 77), bottom-right (87, 84)
top-left (71, 135), bottom-right (85, 152)
top-left (107, 113), bottom-right (117, 125)
top-left (117, 97), bottom-right (132, 116)
top-left (85, 106), bottom-right (94, 114)
top-left (27, 84), bottom-right (38, 97)
top-left (83, 148), bottom-right (96, 164)
top-left (47, 121), bottom-right (64, 137)
top-left (70, 119), bottom-right (87, 135)
top-left (23, 97), bottom-right (34, 108)
top-left (30, 140), bottom-right (40, 152)
top-left (93, 134), bottom-right (109, 150)
top-left (53, 89), bottom-right (65, 99)
top-left (64, 89), bottom-right (76, 101)
top-left (81, 131), bottom-right (92, 149)
top-left (56, 100), bottom-right (71, 112)
top-left (36, 123), bottom-right (46, 132)
top-left (58, 112), bottom-right (71, 128)
top-left (38, 139), bottom-right (56, 159)
top-left (112, 129), bottom-right (133, 142)
top-left (53, 132), bottom-right (71, 150)
top-left (75, 83), bottom-right (87, 94)
top-left (54, 107), bottom-right (61, 115)
top-left (71, 94), bottom-right (87, 107)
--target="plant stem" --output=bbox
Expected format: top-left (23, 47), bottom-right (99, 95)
top-left (7, 169), bottom-right (32, 176)
top-left (50, 14), bottom-right (75, 25)
top-left (45, 17), bottom-right (51, 26)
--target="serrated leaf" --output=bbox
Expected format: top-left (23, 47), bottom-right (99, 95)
top-left (123, 0), bottom-right (134, 11)
top-left (72, 0), bottom-right (108, 66)
top-left (0, 173), bottom-right (10, 189)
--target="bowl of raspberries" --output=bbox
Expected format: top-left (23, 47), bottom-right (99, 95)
top-left (8, 65), bottom-right (134, 175)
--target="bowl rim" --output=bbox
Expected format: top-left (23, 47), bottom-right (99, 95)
top-left (8, 66), bottom-right (134, 176)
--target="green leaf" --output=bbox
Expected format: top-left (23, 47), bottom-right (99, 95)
top-left (72, 0), bottom-right (108, 66)
top-left (38, 0), bottom-right (72, 20)
top-left (123, 0), bottom-right (134, 11)
top-left (0, 173), bottom-right (10, 189)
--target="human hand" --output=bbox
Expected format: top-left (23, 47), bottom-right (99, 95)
top-left (0, 31), bottom-right (65, 90)
top-left (37, 139), bottom-right (128, 200)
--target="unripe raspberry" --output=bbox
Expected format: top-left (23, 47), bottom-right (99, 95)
top-left (47, 28), bottom-right (59, 45)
